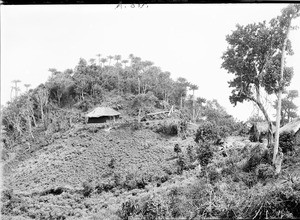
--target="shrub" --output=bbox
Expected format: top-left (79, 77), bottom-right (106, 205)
top-left (82, 181), bottom-right (93, 197)
top-left (130, 120), bottom-right (142, 130)
top-left (279, 131), bottom-right (295, 153)
top-left (195, 121), bottom-right (226, 145)
top-left (195, 143), bottom-right (214, 167)
top-left (243, 144), bottom-right (270, 172)
top-left (176, 155), bottom-right (186, 175)
top-left (174, 144), bottom-right (182, 156)
top-left (117, 195), bottom-right (168, 220)
top-left (108, 157), bottom-right (116, 169)
top-left (139, 196), bottom-right (168, 220)
top-left (186, 145), bottom-right (195, 162)
top-left (117, 199), bottom-right (139, 220)
top-left (255, 163), bottom-right (274, 181)
top-left (240, 172), bottom-right (258, 188)
top-left (207, 166), bottom-right (222, 183)
top-left (156, 120), bottom-right (178, 136)
top-left (244, 186), bottom-right (300, 219)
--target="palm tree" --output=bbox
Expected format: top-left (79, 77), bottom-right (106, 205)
top-left (100, 58), bottom-right (107, 67)
top-left (12, 80), bottom-right (21, 98)
top-left (107, 55), bottom-right (114, 65)
top-left (96, 54), bottom-right (101, 65)
top-left (89, 58), bottom-right (96, 65)
top-left (24, 84), bottom-right (31, 92)
top-left (114, 55), bottom-right (122, 64)
top-left (189, 84), bottom-right (199, 122)
top-left (122, 59), bottom-right (129, 67)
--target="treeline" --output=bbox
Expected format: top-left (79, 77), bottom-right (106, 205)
top-left (1, 54), bottom-right (242, 142)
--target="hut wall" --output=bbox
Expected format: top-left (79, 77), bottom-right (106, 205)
top-left (88, 116), bottom-right (110, 123)
top-left (87, 115), bottom-right (119, 124)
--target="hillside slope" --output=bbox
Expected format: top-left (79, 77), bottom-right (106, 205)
top-left (3, 125), bottom-right (180, 193)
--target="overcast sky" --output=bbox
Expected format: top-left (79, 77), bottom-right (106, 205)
top-left (1, 4), bottom-right (300, 121)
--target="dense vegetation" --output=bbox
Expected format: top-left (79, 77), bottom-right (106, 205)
top-left (1, 4), bottom-right (300, 220)
top-left (1, 53), bottom-right (244, 146)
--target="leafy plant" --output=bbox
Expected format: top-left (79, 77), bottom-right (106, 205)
top-left (279, 131), bottom-right (295, 153)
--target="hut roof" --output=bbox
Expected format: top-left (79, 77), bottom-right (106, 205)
top-left (255, 122), bottom-right (275, 133)
top-left (279, 119), bottom-right (300, 134)
top-left (86, 107), bottom-right (121, 118)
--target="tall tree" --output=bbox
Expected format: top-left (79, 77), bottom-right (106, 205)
top-left (24, 84), bottom-right (31, 92)
top-left (89, 58), bottom-right (96, 65)
top-left (121, 59), bottom-right (128, 67)
top-left (114, 55), bottom-right (122, 64)
top-left (107, 55), bottom-right (114, 65)
top-left (189, 84), bottom-right (199, 122)
top-left (96, 54), bottom-right (101, 65)
top-left (175, 77), bottom-right (190, 109)
top-left (221, 6), bottom-right (296, 145)
top-left (100, 58), bottom-right (107, 67)
top-left (11, 80), bottom-right (21, 99)
top-left (34, 85), bottom-right (49, 129)
top-left (273, 4), bottom-right (300, 166)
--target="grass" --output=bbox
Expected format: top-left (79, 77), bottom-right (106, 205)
top-left (3, 125), bottom-right (300, 219)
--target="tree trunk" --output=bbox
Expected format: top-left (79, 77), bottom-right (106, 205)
top-left (31, 114), bottom-right (37, 127)
top-left (138, 77), bottom-right (141, 94)
top-left (250, 90), bottom-right (274, 145)
top-left (180, 95), bottom-right (183, 109)
top-left (273, 24), bottom-right (291, 165)
top-left (138, 108), bottom-right (142, 123)
top-left (274, 152), bottom-right (283, 175)
top-left (27, 115), bottom-right (34, 139)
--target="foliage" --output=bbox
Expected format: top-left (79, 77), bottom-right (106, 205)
top-left (155, 120), bottom-right (178, 136)
top-left (129, 92), bottom-right (158, 117)
top-left (195, 143), bottom-right (214, 167)
top-left (195, 121), bottom-right (225, 144)
top-left (255, 163), bottom-right (274, 181)
top-left (1, 54), bottom-right (193, 144)
top-left (221, 5), bottom-right (299, 138)
top-left (279, 131), bottom-right (295, 153)
top-left (274, 90), bottom-right (298, 125)
top-left (82, 180), bottom-right (93, 197)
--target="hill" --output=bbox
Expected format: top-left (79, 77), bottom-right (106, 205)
top-left (2, 54), bottom-right (300, 219)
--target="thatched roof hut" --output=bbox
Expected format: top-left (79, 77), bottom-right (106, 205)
top-left (86, 107), bottom-right (121, 123)
top-left (278, 119), bottom-right (300, 146)
top-left (251, 122), bottom-right (275, 134)
top-left (279, 119), bottom-right (300, 134)
top-left (249, 122), bottom-right (275, 142)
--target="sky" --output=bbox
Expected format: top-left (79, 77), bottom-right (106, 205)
top-left (1, 4), bottom-right (300, 121)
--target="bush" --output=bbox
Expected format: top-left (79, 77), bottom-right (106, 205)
top-left (195, 121), bottom-right (226, 144)
top-left (195, 143), bottom-right (214, 167)
top-left (244, 186), bottom-right (300, 219)
top-left (176, 155), bottom-right (186, 175)
top-left (130, 120), bottom-right (142, 130)
top-left (117, 199), bottom-right (138, 220)
top-left (82, 181), bottom-right (94, 197)
top-left (174, 144), bottom-right (182, 155)
top-left (139, 196), bottom-right (168, 220)
top-left (156, 120), bottom-right (178, 136)
top-left (117, 195), bottom-right (168, 220)
top-left (279, 131), bottom-right (295, 153)
top-left (255, 163), bottom-right (274, 181)
top-left (240, 172), bottom-right (258, 188)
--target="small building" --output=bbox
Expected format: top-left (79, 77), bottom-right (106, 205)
top-left (278, 119), bottom-right (300, 146)
top-left (249, 121), bottom-right (275, 142)
top-left (85, 107), bottom-right (121, 124)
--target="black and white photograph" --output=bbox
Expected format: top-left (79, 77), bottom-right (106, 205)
top-left (1, 3), bottom-right (300, 219)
